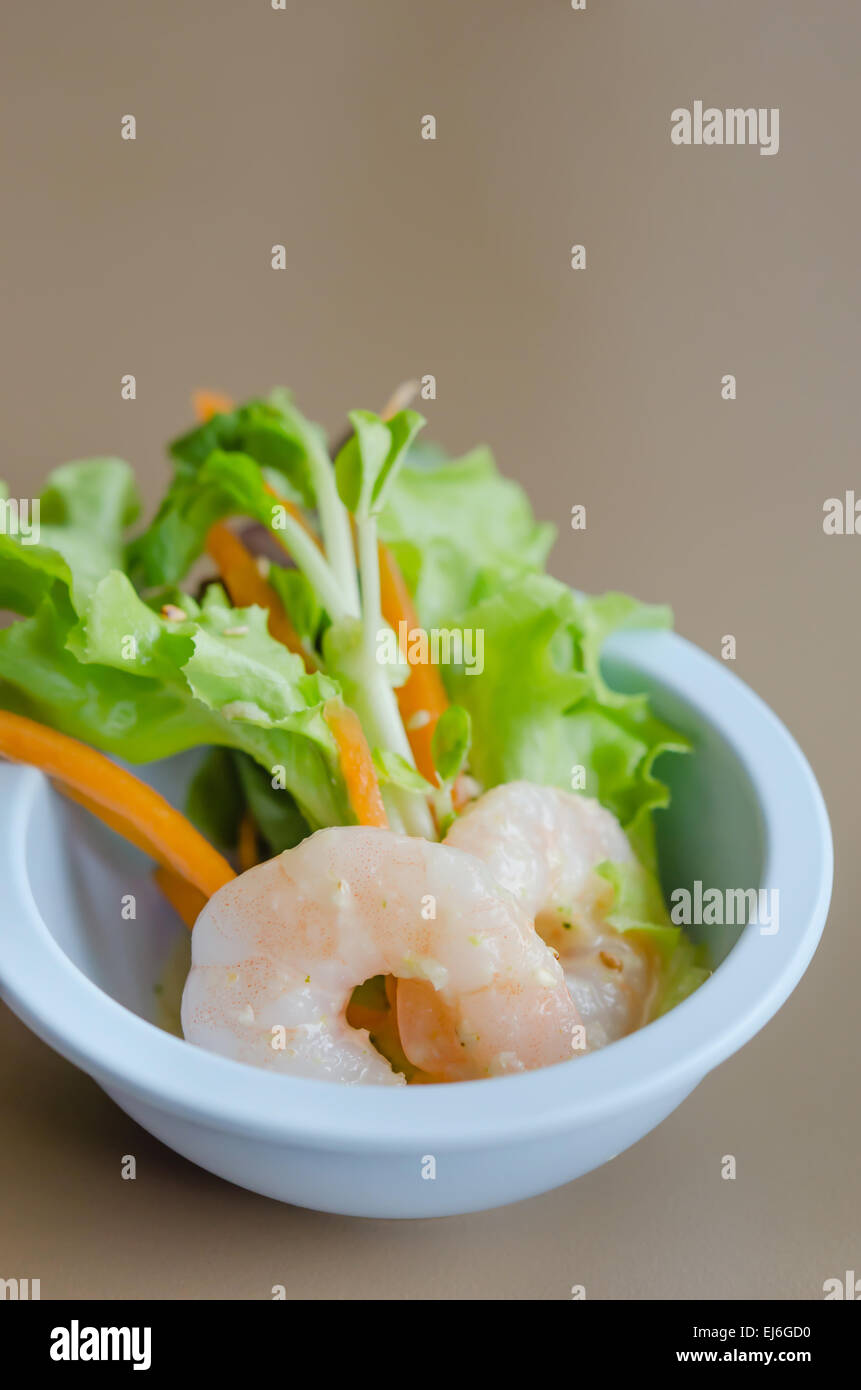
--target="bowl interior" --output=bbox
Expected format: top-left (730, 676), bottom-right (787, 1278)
top-left (25, 754), bottom-right (196, 1030)
top-left (603, 642), bottom-right (766, 966)
top-left (24, 652), bottom-right (766, 1026)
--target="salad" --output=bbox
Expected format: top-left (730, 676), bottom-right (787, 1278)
top-left (0, 386), bottom-right (708, 1084)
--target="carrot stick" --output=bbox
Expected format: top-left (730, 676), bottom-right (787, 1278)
top-left (237, 811), bottom-right (260, 872)
top-left (344, 996), bottom-right (389, 1034)
top-left (153, 866), bottom-right (208, 929)
top-left (205, 522), bottom-right (315, 670)
top-left (193, 392), bottom-right (324, 669)
top-left (0, 711), bottom-right (235, 900)
top-left (344, 972), bottom-right (421, 1081)
top-left (57, 783), bottom-right (169, 861)
top-left (323, 700), bottom-right (389, 829)
top-left (192, 389), bottom-right (234, 423)
top-left (377, 543), bottom-right (449, 784)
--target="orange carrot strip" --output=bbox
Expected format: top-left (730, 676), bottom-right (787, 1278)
top-left (193, 395), bottom-right (324, 667)
top-left (237, 811), bottom-right (260, 873)
top-left (344, 997), bottom-right (389, 1034)
top-left (0, 711), bottom-right (236, 900)
top-left (377, 543), bottom-right (449, 784)
top-left (344, 974), bottom-right (422, 1082)
top-left (204, 521), bottom-right (315, 670)
top-left (57, 783), bottom-right (167, 860)
top-left (192, 389), bottom-right (234, 424)
top-left (153, 866), bottom-right (208, 930)
top-left (54, 734), bottom-right (229, 930)
top-left (323, 700), bottom-right (389, 829)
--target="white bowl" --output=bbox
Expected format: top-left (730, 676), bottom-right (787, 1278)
top-left (0, 630), bottom-right (832, 1217)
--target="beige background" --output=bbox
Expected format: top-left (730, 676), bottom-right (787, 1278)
top-left (1, 0), bottom-right (858, 1299)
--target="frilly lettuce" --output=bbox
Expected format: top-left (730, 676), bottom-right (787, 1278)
top-left (0, 405), bottom-right (707, 1008)
top-left (0, 458), bottom-right (139, 614)
top-left (0, 461), bottom-right (350, 830)
top-left (440, 573), bottom-right (688, 870)
top-left (378, 445), bottom-right (555, 629)
top-left (596, 860), bottom-right (710, 1016)
top-left (380, 459), bottom-right (702, 998)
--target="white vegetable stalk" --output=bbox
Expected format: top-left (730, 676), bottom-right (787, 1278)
top-left (268, 408), bottom-right (435, 839)
top-left (270, 509), bottom-right (348, 621)
top-left (381, 790), bottom-right (407, 834)
top-left (357, 512), bottom-right (436, 840)
top-left (305, 441), bottom-right (361, 618)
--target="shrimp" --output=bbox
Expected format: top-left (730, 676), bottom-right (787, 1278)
top-left (181, 825), bottom-right (581, 1086)
top-left (439, 781), bottom-right (657, 1048)
top-left (555, 928), bottom-right (655, 1050)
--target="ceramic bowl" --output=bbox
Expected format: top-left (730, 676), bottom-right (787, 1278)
top-left (0, 630), bottom-right (832, 1217)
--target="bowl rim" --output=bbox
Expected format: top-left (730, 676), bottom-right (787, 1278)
top-left (0, 629), bottom-right (833, 1152)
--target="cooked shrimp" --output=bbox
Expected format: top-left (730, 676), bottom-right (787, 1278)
top-left (441, 781), bottom-right (657, 1046)
top-left (557, 928), bottom-right (655, 1049)
top-left (181, 825), bottom-right (580, 1085)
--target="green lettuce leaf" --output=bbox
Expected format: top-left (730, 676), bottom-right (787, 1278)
top-left (441, 573), bottom-right (688, 867)
top-left (185, 747), bottom-right (310, 856)
top-left (185, 747), bottom-right (245, 849)
top-left (1, 409), bottom-right (704, 1017)
top-left (127, 393), bottom-right (326, 588)
top-left (0, 565), bottom-right (351, 831)
top-left (0, 596), bottom-right (214, 754)
top-left (0, 459), bottom-right (140, 614)
top-left (596, 860), bottom-right (711, 1018)
top-left (335, 408), bottom-right (425, 518)
top-left (169, 395), bottom-right (315, 504)
top-left (232, 750), bottom-right (310, 854)
top-left (126, 449), bottom-right (273, 589)
top-left (378, 446), bottom-right (556, 628)
top-left (266, 566), bottom-right (323, 647)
